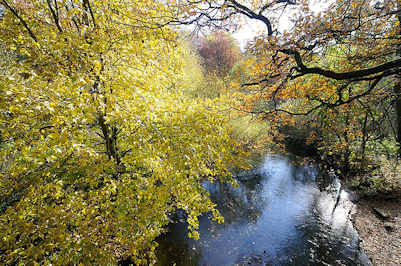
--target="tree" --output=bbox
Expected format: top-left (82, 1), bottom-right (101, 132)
top-left (0, 0), bottom-right (246, 264)
top-left (197, 31), bottom-right (241, 77)
top-left (170, 0), bottom-right (401, 155)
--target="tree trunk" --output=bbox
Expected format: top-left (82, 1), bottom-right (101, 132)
top-left (396, 9), bottom-right (401, 157)
top-left (98, 113), bottom-right (120, 166)
top-left (395, 78), bottom-right (401, 156)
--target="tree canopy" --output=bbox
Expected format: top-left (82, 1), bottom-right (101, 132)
top-left (170, 0), bottom-right (401, 156)
top-left (197, 31), bottom-right (242, 77)
top-left (0, 0), bottom-right (246, 264)
top-left (1, 0), bottom-right (401, 264)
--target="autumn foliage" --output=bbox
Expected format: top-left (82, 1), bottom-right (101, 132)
top-left (1, 0), bottom-right (401, 264)
top-left (197, 31), bottom-right (241, 77)
top-left (0, 0), bottom-right (245, 264)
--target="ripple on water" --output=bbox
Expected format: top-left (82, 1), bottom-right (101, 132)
top-left (156, 155), bottom-right (370, 266)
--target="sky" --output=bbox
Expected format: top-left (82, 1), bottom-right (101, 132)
top-left (232, 0), bottom-right (332, 50)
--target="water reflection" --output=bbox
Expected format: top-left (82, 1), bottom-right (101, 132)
top-left (156, 155), bottom-right (368, 265)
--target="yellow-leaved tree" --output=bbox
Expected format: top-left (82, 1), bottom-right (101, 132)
top-left (0, 0), bottom-right (245, 264)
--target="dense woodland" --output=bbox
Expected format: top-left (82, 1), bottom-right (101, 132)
top-left (0, 0), bottom-right (400, 264)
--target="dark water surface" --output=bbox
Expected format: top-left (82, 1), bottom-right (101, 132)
top-left (156, 156), bottom-right (370, 265)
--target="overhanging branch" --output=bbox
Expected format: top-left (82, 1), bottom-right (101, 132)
top-left (280, 49), bottom-right (401, 80)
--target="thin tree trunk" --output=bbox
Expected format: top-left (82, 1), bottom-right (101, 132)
top-left (361, 111), bottom-right (368, 165)
top-left (396, 9), bottom-right (401, 157)
top-left (394, 78), bottom-right (401, 156)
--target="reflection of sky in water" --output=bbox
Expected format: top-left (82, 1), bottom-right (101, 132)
top-left (157, 155), bottom-right (366, 266)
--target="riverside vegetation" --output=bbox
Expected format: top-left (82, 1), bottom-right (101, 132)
top-left (0, 0), bottom-right (400, 265)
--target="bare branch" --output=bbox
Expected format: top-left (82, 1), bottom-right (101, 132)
top-left (83, 0), bottom-right (96, 27)
top-left (1, 0), bottom-right (38, 42)
top-left (47, 0), bottom-right (63, 32)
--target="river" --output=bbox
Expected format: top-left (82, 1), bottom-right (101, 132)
top-left (156, 155), bottom-right (371, 265)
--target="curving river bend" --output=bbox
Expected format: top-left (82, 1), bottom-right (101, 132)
top-left (156, 155), bottom-right (371, 265)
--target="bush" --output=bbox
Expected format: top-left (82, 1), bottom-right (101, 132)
top-left (352, 156), bottom-right (401, 198)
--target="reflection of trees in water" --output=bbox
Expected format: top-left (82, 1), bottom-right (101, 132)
top-left (231, 181), bottom-right (362, 266)
top-left (155, 176), bottom-right (266, 265)
top-left (292, 188), bottom-right (361, 265)
top-left (156, 159), bottom-right (365, 266)
top-left (155, 233), bottom-right (202, 266)
top-left (207, 177), bottom-right (266, 226)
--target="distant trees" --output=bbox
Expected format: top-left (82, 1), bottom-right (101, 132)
top-left (181, 31), bottom-right (242, 99)
top-left (165, 1), bottom-right (401, 195)
top-left (197, 31), bottom-right (241, 77)
top-left (170, 0), bottom-right (401, 157)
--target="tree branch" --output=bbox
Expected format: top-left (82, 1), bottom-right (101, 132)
top-left (281, 49), bottom-right (401, 80)
top-left (83, 0), bottom-right (96, 27)
top-left (47, 0), bottom-right (63, 32)
top-left (1, 0), bottom-right (38, 42)
top-left (228, 0), bottom-right (273, 35)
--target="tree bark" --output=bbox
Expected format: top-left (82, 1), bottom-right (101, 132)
top-left (394, 78), bottom-right (401, 156)
top-left (395, 8), bottom-right (401, 157)
top-left (98, 114), bottom-right (120, 166)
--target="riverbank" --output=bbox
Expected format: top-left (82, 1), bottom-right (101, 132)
top-left (351, 198), bottom-right (401, 265)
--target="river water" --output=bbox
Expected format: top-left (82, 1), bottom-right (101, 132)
top-left (156, 155), bottom-right (370, 265)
